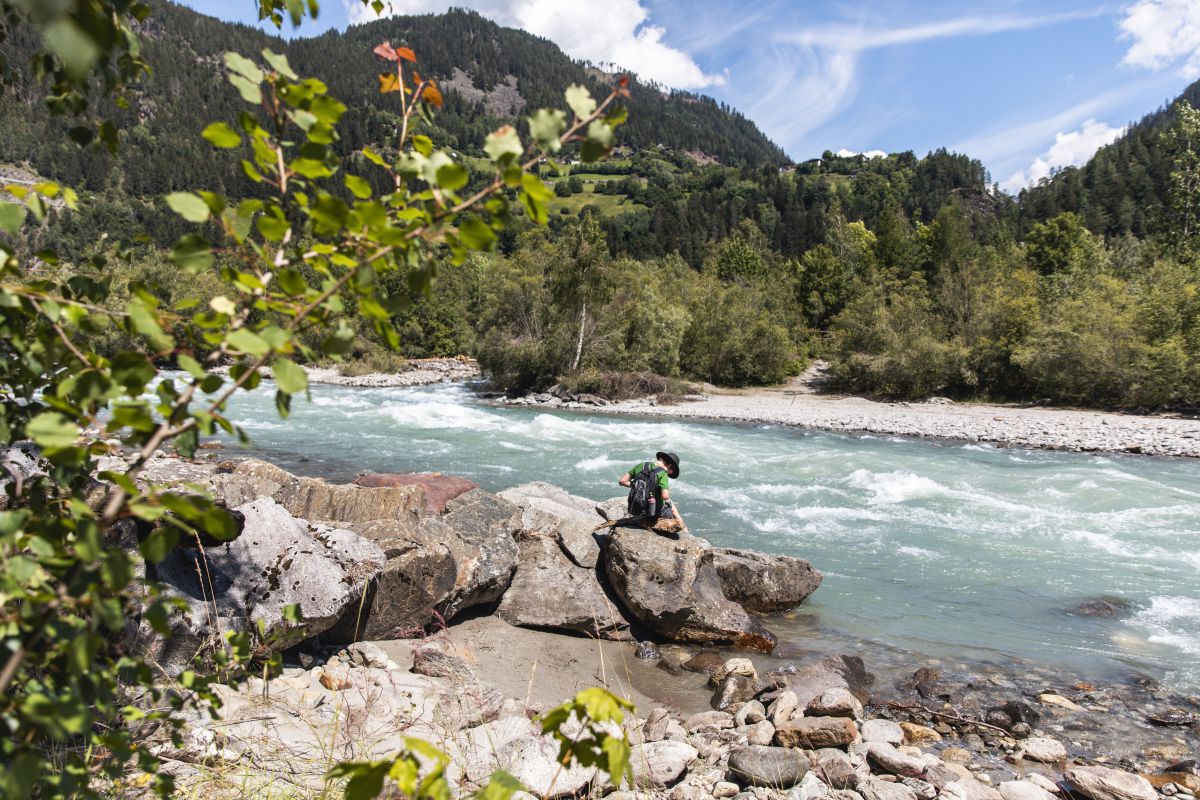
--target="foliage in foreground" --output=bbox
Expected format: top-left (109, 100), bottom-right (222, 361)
top-left (0, 1), bottom-right (633, 797)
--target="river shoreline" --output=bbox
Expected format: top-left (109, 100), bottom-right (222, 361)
top-left (494, 381), bottom-right (1200, 459)
top-left (129, 452), bottom-right (1198, 799)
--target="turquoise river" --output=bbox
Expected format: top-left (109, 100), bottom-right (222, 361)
top-left (213, 380), bottom-right (1200, 691)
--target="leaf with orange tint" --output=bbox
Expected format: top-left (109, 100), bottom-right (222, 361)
top-left (373, 41), bottom-right (398, 61)
top-left (422, 83), bottom-right (443, 107)
top-left (396, 46), bottom-right (417, 63)
top-left (379, 73), bottom-right (402, 94)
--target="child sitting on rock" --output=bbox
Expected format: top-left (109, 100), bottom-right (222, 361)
top-left (618, 451), bottom-right (687, 534)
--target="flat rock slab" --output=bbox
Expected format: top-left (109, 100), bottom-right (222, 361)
top-left (604, 528), bottom-right (776, 652)
top-left (355, 472), bottom-right (478, 514)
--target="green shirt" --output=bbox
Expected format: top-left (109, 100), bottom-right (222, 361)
top-left (628, 462), bottom-right (669, 498)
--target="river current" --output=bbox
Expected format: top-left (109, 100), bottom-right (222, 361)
top-left (213, 380), bottom-right (1200, 692)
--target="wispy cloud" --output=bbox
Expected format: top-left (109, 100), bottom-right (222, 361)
top-left (953, 84), bottom-right (1143, 166)
top-left (748, 9), bottom-right (1101, 156)
top-left (343, 0), bottom-right (723, 90)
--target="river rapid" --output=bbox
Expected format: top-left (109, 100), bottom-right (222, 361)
top-left (213, 380), bottom-right (1200, 693)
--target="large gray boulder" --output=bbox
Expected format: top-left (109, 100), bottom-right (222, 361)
top-left (711, 547), bottom-right (822, 614)
top-left (327, 488), bottom-right (521, 641)
top-left (496, 534), bottom-right (632, 639)
top-left (0, 442), bottom-right (46, 506)
top-left (498, 481), bottom-right (605, 568)
top-left (604, 528), bottom-right (776, 652)
top-left (142, 497), bottom-right (385, 675)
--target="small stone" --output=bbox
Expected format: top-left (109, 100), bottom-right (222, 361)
top-left (1027, 774), bottom-right (1059, 794)
top-left (999, 781), bottom-right (1057, 800)
top-left (744, 719), bottom-right (776, 746)
top-left (900, 722), bottom-right (941, 746)
top-left (942, 748), bottom-right (973, 766)
top-left (902, 778), bottom-right (937, 800)
top-left (1163, 785), bottom-right (1179, 797)
top-left (728, 745), bottom-right (810, 789)
top-left (861, 719), bottom-right (905, 746)
top-left (808, 688), bottom-right (865, 720)
top-left (857, 776), bottom-right (919, 800)
top-left (715, 781), bottom-right (741, 798)
top-left (712, 657), bottom-right (759, 687)
top-left (1021, 737), bottom-right (1066, 763)
top-left (775, 717), bottom-right (858, 749)
top-left (715, 673), bottom-right (761, 711)
top-left (686, 710), bottom-right (735, 732)
top-left (644, 707), bottom-right (671, 742)
top-left (816, 748), bottom-right (859, 790)
top-left (737, 700), bottom-right (768, 726)
top-left (771, 690), bottom-right (800, 727)
top-left (683, 651), bottom-right (728, 675)
top-left (867, 743), bottom-right (927, 777)
top-left (629, 739), bottom-right (697, 789)
top-left (636, 641), bottom-right (662, 660)
top-left (797, 772), bottom-right (833, 799)
top-left (1039, 694), bottom-right (1084, 712)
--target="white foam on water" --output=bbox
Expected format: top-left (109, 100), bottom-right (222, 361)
top-left (1131, 596), bottom-right (1200, 657)
top-left (575, 454), bottom-right (620, 471)
top-left (498, 441), bottom-right (536, 452)
top-left (961, 443), bottom-right (995, 452)
top-left (848, 469), bottom-right (945, 504)
top-left (381, 401), bottom-right (505, 431)
top-left (897, 545), bottom-right (940, 559)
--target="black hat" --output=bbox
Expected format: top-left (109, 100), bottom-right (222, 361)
top-left (656, 451), bottom-right (680, 478)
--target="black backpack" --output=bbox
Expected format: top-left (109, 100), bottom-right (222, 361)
top-left (627, 462), bottom-right (665, 518)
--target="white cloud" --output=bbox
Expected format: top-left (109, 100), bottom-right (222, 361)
top-left (342, 0), bottom-right (722, 90)
top-left (748, 10), bottom-right (1098, 154)
top-left (1001, 119), bottom-right (1126, 191)
top-left (834, 148), bottom-right (887, 158)
top-left (1120, 0), bottom-right (1200, 78)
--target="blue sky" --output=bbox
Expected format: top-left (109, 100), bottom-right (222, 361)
top-left (183, 0), bottom-right (1200, 191)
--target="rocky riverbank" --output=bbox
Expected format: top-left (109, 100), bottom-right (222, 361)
top-left (215, 356), bottom-right (481, 389)
top-left (102, 452), bottom-right (1199, 799)
top-left (492, 377), bottom-right (1200, 458)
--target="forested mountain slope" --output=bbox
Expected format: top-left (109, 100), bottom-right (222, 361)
top-left (1016, 78), bottom-right (1200, 237)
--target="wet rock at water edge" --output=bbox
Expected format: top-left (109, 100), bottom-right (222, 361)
top-left (767, 654), bottom-right (875, 708)
top-left (1069, 597), bottom-right (1133, 619)
top-left (710, 547), bottom-right (823, 614)
top-left (1020, 736), bottom-right (1067, 763)
top-left (1144, 708), bottom-right (1198, 727)
top-left (728, 745), bottom-right (809, 788)
top-left (713, 672), bottom-right (760, 711)
top-left (683, 650), bottom-right (727, 675)
top-left (636, 640), bottom-right (661, 659)
top-left (604, 528), bottom-right (776, 651)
